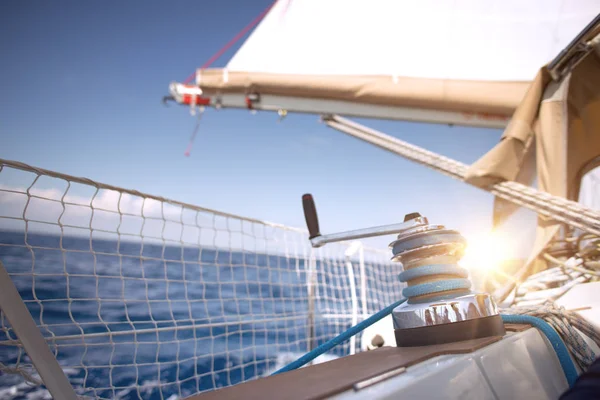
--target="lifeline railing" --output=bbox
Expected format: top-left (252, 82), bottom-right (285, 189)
top-left (0, 158), bottom-right (400, 399)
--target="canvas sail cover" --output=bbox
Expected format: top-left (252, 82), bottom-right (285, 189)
top-left (466, 28), bottom-right (600, 223)
top-left (479, 30), bottom-right (600, 297)
top-left (196, 0), bottom-right (600, 124)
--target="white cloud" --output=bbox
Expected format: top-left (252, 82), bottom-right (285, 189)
top-left (0, 184), bottom-right (312, 256)
top-left (0, 184), bottom-right (194, 241)
top-left (0, 184), bottom-right (182, 218)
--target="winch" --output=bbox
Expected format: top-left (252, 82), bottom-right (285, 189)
top-left (302, 194), bottom-right (505, 347)
top-left (190, 194), bottom-right (580, 400)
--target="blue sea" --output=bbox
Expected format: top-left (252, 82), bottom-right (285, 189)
top-left (0, 230), bottom-right (370, 399)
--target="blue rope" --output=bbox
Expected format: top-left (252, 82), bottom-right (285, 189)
top-left (501, 314), bottom-right (578, 387)
top-left (402, 278), bottom-right (471, 298)
top-left (398, 263), bottom-right (471, 299)
top-left (271, 298), bottom-right (406, 375)
top-left (398, 264), bottom-right (469, 281)
top-left (391, 231), bottom-right (465, 254)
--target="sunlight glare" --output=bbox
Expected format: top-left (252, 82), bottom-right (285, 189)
top-left (460, 231), bottom-right (516, 273)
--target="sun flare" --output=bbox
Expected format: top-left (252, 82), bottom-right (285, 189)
top-left (460, 231), bottom-right (515, 273)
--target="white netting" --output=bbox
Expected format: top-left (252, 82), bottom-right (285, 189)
top-left (0, 159), bottom-right (401, 400)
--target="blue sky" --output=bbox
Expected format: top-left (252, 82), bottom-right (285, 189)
top-left (0, 1), bottom-right (537, 253)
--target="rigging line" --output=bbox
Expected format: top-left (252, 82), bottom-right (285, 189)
top-left (272, 299), bottom-right (407, 375)
top-left (322, 114), bottom-right (600, 237)
top-left (184, 114), bottom-right (202, 157)
top-left (182, 0), bottom-right (279, 84)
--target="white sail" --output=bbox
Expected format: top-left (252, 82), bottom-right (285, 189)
top-left (228, 0), bottom-right (594, 81)
top-left (186, 0), bottom-right (600, 127)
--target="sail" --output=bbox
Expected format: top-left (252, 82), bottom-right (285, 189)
top-left (192, 0), bottom-right (600, 126)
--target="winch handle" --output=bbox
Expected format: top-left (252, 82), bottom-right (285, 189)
top-left (302, 194), bottom-right (321, 240)
top-left (301, 194), bottom-right (430, 248)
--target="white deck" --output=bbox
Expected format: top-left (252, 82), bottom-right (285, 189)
top-left (334, 328), bottom-right (568, 400)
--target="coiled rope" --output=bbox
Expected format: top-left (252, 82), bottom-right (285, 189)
top-left (392, 229), bottom-right (471, 300)
top-left (501, 314), bottom-right (579, 387)
top-left (502, 302), bottom-right (600, 371)
top-left (399, 263), bottom-right (471, 299)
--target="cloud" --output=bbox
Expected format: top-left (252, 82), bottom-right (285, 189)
top-left (0, 183), bottom-right (180, 217)
top-left (0, 184), bottom-right (200, 242)
top-left (0, 184), bottom-right (312, 255)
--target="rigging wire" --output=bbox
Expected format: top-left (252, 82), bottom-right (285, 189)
top-left (184, 113), bottom-right (203, 157)
top-left (182, 0), bottom-right (279, 84)
top-left (179, 0), bottom-right (280, 156)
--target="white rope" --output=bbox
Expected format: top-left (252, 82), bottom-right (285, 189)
top-left (502, 302), bottom-right (600, 371)
top-left (0, 361), bottom-right (43, 386)
top-left (323, 115), bottom-right (600, 237)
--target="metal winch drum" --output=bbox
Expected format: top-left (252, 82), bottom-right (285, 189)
top-left (302, 194), bottom-right (505, 347)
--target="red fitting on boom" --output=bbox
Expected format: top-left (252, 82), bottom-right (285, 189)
top-left (182, 94), bottom-right (211, 106)
top-left (168, 82), bottom-right (211, 107)
top-left (245, 93), bottom-right (260, 109)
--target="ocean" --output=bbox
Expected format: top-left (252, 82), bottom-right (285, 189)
top-left (0, 230), bottom-right (361, 399)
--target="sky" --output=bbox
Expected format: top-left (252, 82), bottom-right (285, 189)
top-left (0, 1), bottom-right (538, 254)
